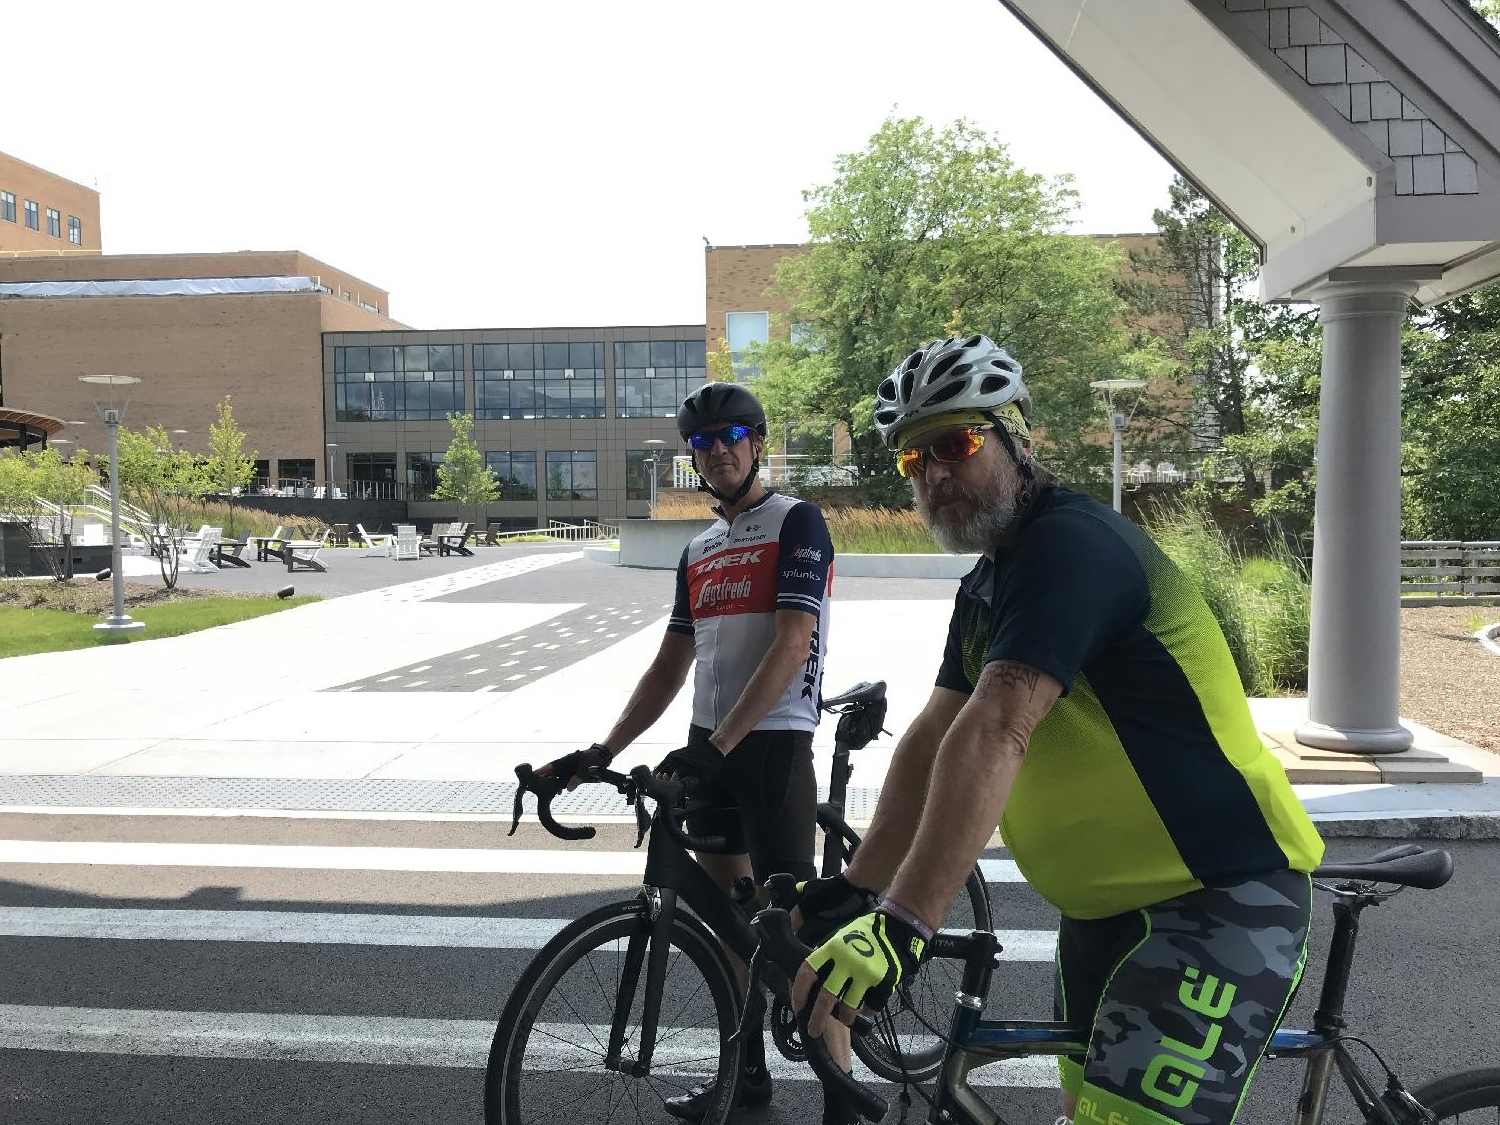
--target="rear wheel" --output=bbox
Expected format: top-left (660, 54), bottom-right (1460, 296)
top-left (1373, 1069), bottom-right (1500, 1125)
top-left (853, 864), bottom-right (993, 1082)
top-left (485, 899), bottom-right (744, 1125)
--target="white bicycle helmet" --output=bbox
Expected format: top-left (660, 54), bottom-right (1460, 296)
top-left (873, 334), bottom-right (1031, 450)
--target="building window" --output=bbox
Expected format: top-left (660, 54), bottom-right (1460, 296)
top-left (67, 216), bottom-right (82, 245)
top-left (726, 311), bottom-right (770, 377)
top-left (485, 451), bottom-right (538, 500)
top-left (627, 447), bottom-right (678, 501)
top-left (333, 343), bottom-right (462, 421)
top-left (614, 339), bottom-right (708, 418)
top-left (546, 450), bottom-right (597, 500)
top-left (23, 199), bottom-right (39, 231)
top-left (348, 452), bottom-right (398, 498)
top-left (475, 340), bottom-right (604, 420)
top-left (46, 208), bottom-right (60, 238)
top-left (407, 451), bottom-right (445, 500)
top-left (277, 458), bottom-right (316, 485)
top-left (0, 192), bottom-right (15, 223)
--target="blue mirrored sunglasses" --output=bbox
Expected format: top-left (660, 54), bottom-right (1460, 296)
top-left (688, 424), bottom-right (754, 452)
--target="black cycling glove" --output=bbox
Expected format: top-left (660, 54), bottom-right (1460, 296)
top-left (794, 872), bottom-right (879, 945)
top-left (654, 741), bottom-right (726, 784)
top-left (544, 744), bottom-right (613, 787)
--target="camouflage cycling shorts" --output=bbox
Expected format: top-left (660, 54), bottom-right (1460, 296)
top-left (1055, 869), bottom-right (1313, 1125)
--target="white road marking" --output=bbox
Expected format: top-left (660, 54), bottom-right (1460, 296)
top-left (0, 907), bottom-right (1055, 959)
top-left (461, 654), bottom-right (479, 660)
top-left (0, 1007), bottom-right (1058, 1085)
top-left (979, 858), bottom-right (1024, 883)
top-left (404, 680), bottom-right (428, 688)
top-left (408, 665), bottom-right (431, 673)
top-left (465, 668), bottom-right (488, 675)
top-left (377, 675), bottom-right (400, 683)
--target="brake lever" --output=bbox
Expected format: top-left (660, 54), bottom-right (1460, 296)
top-left (508, 764), bottom-right (536, 837)
top-left (633, 792), bottom-right (650, 849)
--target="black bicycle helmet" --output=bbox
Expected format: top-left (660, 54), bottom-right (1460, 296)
top-left (676, 382), bottom-right (768, 506)
top-left (676, 382), bottom-right (768, 441)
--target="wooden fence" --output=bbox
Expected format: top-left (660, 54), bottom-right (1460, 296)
top-left (1400, 541), bottom-right (1500, 603)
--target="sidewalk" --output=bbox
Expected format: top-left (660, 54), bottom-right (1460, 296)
top-left (3, 546), bottom-right (1497, 838)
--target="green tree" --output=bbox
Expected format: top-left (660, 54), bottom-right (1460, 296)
top-left (752, 115), bottom-right (1130, 499)
top-left (433, 412), bottom-right (500, 536)
top-left (0, 447), bottom-right (98, 580)
top-left (1123, 177), bottom-right (1321, 537)
top-left (116, 425), bottom-right (209, 589)
top-left (205, 396), bottom-right (257, 538)
top-left (1401, 282), bottom-right (1500, 541)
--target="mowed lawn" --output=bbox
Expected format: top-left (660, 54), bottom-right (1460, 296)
top-left (0, 597), bottom-right (318, 659)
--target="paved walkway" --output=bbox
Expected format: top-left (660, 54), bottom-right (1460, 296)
top-left (4, 545), bottom-right (1498, 837)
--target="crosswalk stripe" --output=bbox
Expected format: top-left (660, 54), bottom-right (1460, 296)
top-left (0, 1006), bottom-right (1058, 1086)
top-left (0, 907), bottom-right (1057, 958)
top-left (0, 840), bottom-right (1026, 882)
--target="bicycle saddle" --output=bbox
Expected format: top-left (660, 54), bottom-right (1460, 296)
top-left (821, 681), bottom-right (887, 709)
top-left (1313, 844), bottom-right (1453, 889)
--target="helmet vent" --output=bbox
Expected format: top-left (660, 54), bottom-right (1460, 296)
top-left (979, 375), bottom-right (1010, 395)
top-left (926, 380), bottom-right (967, 406)
top-left (930, 353), bottom-right (964, 381)
top-left (899, 368), bottom-right (916, 402)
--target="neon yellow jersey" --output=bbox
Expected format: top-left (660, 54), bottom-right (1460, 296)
top-left (936, 487), bottom-right (1324, 920)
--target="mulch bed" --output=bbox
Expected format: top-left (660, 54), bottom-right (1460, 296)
top-left (1400, 605), bottom-right (1500, 754)
top-left (0, 578), bottom-right (263, 615)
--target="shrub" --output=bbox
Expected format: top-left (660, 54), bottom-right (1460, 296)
top-left (1144, 499), bottom-right (1310, 695)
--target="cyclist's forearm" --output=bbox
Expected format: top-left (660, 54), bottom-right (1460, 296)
top-left (885, 711), bottom-right (1026, 930)
top-left (603, 655), bottom-right (690, 754)
top-left (843, 723), bottom-right (941, 893)
top-left (710, 632), bottom-right (811, 750)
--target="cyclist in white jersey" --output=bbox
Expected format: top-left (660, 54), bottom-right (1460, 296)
top-left (540, 382), bottom-right (846, 1122)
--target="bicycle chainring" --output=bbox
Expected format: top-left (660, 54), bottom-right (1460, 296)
top-left (769, 998), bottom-right (806, 1062)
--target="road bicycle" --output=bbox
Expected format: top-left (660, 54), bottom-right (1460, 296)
top-left (754, 842), bottom-right (1500, 1125)
top-left (485, 680), bottom-right (993, 1125)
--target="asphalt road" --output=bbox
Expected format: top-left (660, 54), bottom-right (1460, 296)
top-left (1, 811), bottom-right (1496, 1125)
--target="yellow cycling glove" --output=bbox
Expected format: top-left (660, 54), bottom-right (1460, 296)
top-left (805, 909), bottom-right (928, 1013)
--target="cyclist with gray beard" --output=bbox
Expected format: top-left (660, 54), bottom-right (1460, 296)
top-left (790, 335), bottom-right (1323, 1125)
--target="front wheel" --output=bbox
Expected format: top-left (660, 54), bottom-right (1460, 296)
top-left (1372, 1069), bottom-right (1500, 1125)
top-left (485, 899), bottom-right (745, 1125)
top-left (853, 863), bottom-right (994, 1083)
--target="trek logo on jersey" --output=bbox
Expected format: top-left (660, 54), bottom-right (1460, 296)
top-left (792, 543), bottom-right (823, 563)
top-left (801, 627), bottom-right (821, 699)
top-left (695, 575), bottom-right (753, 609)
top-left (690, 548), bottom-right (764, 577)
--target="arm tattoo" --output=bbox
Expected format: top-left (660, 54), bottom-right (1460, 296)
top-left (985, 661), bottom-right (1042, 699)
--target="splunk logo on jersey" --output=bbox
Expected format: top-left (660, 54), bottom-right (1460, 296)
top-left (695, 575), bottom-right (753, 609)
top-left (690, 548), bottom-right (764, 577)
top-left (792, 543), bottom-right (823, 563)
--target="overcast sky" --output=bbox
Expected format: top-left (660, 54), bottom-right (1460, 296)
top-left (7, 0), bottom-right (1176, 330)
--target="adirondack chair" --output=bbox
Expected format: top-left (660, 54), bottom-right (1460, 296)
top-left (392, 524), bottom-right (421, 562)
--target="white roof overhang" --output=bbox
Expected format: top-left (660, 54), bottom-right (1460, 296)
top-left (996, 0), bottom-right (1500, 305)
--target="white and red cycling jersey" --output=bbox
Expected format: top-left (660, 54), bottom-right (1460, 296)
top-left (668, 491), bottom-right (834, 733)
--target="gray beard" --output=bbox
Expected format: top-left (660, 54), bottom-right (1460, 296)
top-left (916, 486), bottom-right (1021, 554)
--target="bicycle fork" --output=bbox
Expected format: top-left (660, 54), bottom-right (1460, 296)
top-left (606, 885), bottom-right (680, 1077)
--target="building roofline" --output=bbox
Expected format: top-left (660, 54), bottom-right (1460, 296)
top-left (0, 149), bottom-right (100, 198)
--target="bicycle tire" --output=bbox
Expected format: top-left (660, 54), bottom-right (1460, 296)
top-left (853, 863), bottom-right (994, 1083)
top-left (485, 898), bottom-right (745, 1125)
top-left (1369, 1069), bottom-right (1500, 1125)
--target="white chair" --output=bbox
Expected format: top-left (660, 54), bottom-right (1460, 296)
top-left (180, 527), bottom-right (222, 573)
top-left (283, 527), bottom-right (331, 573)
top-left (392, 524), bottom-right (421, 562)
top-left (357, 523), bottom-right (393, 556)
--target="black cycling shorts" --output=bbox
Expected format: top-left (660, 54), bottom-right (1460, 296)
top-left (1055, 868), bottom-right (1312, 1125)
top-left (682, 724), bottom-right (818, 885)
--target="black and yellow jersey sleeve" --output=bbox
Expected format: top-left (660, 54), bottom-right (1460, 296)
top-left (935, 486), bottom-right (1324, 920)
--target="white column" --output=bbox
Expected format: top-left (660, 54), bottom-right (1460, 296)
top-left (1295, 279), bottom-right (1415, 754)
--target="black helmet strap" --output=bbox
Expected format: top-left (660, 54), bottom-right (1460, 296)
top-left (697, 455), bottom-right (761, 506)
top-left (983, 410), bottom-right (1036, 506)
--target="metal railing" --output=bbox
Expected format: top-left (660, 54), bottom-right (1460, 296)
top-left (1400, 541), bottom-right (1500, 600)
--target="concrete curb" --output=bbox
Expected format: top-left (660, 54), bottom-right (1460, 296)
top-left (1312, 812), bottom-right (1500, 839)
top-left (1478, 621), bottom-right (1500, 657)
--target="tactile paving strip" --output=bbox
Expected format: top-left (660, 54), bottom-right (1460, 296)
top-left (0, 775), bottom-right (880, 819)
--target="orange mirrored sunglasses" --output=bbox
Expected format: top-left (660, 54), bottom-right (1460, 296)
top-left (895, 425), bottom-right (993, 478)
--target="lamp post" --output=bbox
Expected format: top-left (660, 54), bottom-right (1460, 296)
top-left (79, 375), bottom-right (145, 637)
top-left (643, 439), bottom-right (666, 514)
top-left (1088, 378), bottom-right (1147, 513)
top-left (326, 442), bottom-right (338, 493)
